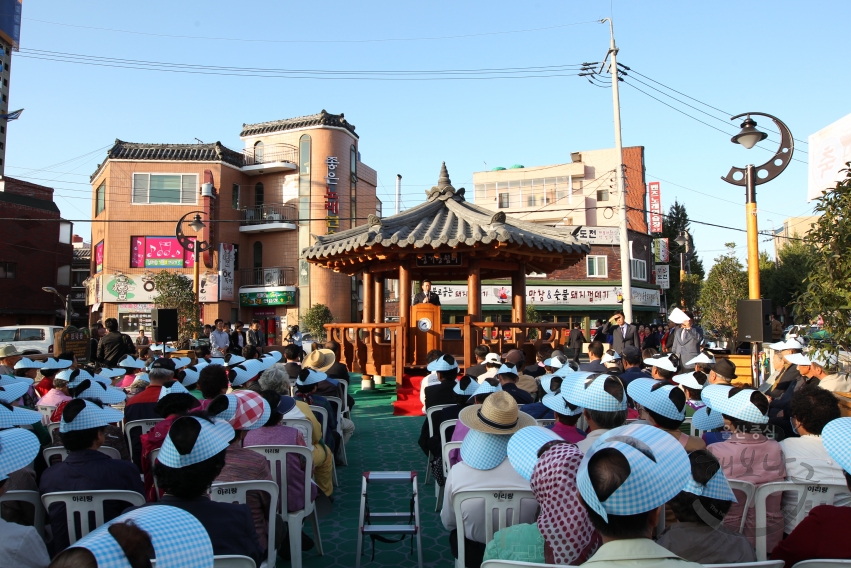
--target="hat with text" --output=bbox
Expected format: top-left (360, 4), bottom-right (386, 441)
top-left (207, 390), bottom-right (270, 431)
top-left (0, 428), bottom-right (40, 483)
top-left (0, 400), bottom-right (41, 428)
top-left (560, 372), bottom-right (627, 412)
top-left (507, 425), bottom-right (564, 481)
top-left (459, 391), bottom-right (535, 435)
top-left (822, 417), bottom-right (851, 474)
top-left (541, 391), bottom-right (584, 417)
top-left (702, 384), bottom-right (768, 424)
top-left (119, 355), bottom-right (147, 369)
top-left (577, 423), bottom-right (690, 521)
top-left (668, 308), bottom-right (690, 325)
top-left (60, 398), bottom-right (124, 432)
top-left (672, 370), bottom-right (710, 391)
top-left (427, 354), bottom-right (459, 373)
top-left (643, 353), bottom-right (679, 373)
top-left (682, 455), bottom-right (737, 502)
top-left (13, 357), bottom-right (43, 370)
top-left (627, 378), bottom-right (686, 421)
top-left (157, 415), bottom-right (234, 468)
top-left (691, 405), bottom-right (725, 431)
top-left (71, 379), bottom-right (127, 405)
top-left (686, 349), bottom-right (716, 366)
top-left (0, 381), bottom-right (29, 404)
top-left (460, 428), bottom-right (511, 471)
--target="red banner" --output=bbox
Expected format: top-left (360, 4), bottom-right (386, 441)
top-left (648, 182), bottom-right (662, 234)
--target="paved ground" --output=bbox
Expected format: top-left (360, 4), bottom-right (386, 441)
top-left (293, 375), bottom-right (455, 568)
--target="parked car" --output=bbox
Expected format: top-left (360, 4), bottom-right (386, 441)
top-left (784, 325), bottom-right (821, 342)
top-left (0, 325), bottom-right (63, 354)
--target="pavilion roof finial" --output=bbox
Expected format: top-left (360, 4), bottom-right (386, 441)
top-left (438, 161), bottom-right (452, 188)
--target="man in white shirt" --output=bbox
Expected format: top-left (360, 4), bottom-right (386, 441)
top-left (781, 385), bottom-right (851, 533)
top-left (209, 319), bottom-right (230, 358)
top-left (440, 392), bottom-right (537, 567)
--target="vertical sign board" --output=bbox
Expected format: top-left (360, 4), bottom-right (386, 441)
top-left (648, 181), bottom-right (663, 234)
top-left (54, 326), bottom-right (91, 364)
top-left (656, 265), bottom-right (670, 290)
top-left (654, 238), bottom-right (669, 262)
top-left (219, 243), bottom-right (235, 301)
top-left (325, 156), bottom-right (339, 234)
top-left (808, 112), bottom-right (851, 201)
top-left (94, 241), bottom-right (104, 273)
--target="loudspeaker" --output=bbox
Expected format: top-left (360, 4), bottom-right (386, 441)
top-left (150, 308), bottom-right (179, 343)
top-left (736, 299), bottom-right (773, 343)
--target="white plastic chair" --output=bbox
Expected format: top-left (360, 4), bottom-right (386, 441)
top-left (754, 481), bottom-right (850, 560)
top-left (149, 448), bottom-right (161, 500)
top-left (280, 417), bottom-right (314, 450)
top-left (442, 442), bottom-right (462, 479)
top-left (47, 422), bottom-right (60, 438)
top-left (0, 489), bottom-right (46, 539)
top-left (309, 405), bottom-right (338, 487)
top-left (325, 395), bottom-right (348, 466)
top-left (452, 489), bottom-right (537, 568)
top-left (43, 445), bottom-right (122, 465)
top-left (790, 561), bottom-right (851, 568)
top-left (36, 404), bottom-right (56, 425)
top-left (424, 404), bottom-right (453, 485)
top-left (124, 418), bottom-right (164, 463)
top-left (479, 561), bottom-right (788, 568)
top-left (728, 479), bottom-right (757, 533)
top-left (245, 445), bottom-right (324, 568)
top-left (435, 419), bottom-right (458, 511)
top-left (41, 490), bottom-right (145, 544)
top-left (211, 480), bottom-right (278, 568)
top-left (704, 562), bottom-right (785, 568)
top-left (339, 380), bottom-right (350, 418)
top-left (212, 556), bottom-right (257, 568)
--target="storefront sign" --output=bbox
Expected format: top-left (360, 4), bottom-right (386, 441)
top-left (655, 265), bottom-right (670, 289)
top-left (131, 236), bottom-right (195, 268)
top-left (103, 273), bottom-right (157, 303)
top-left (219, 243), bottom-right (235, 301)
top-left (199, 273), bottom-right (219, 303)
top-left (94, 241), bottom-right (104, 273)
top-left (86, 275), bottom-right (102, 306)
top-left (649, 182), bottom-right (663, 233)
top-left (240, 289), bottom-right (297, 307)
top-left (325, 156), bottom-right (339, 234)
top-left (416, 253), bottom-right (462, 266)
top-left (571, 226), bottom-right (620, 245)
top-left (117, 304), bottom-right (152, 334)
top-left (428, 284), bottom-right (660, 307)
top-left (54, 326), bottom-right (91, 363)
top-left (654, 238), bottom-right (669, 262)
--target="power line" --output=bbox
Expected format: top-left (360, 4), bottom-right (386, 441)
top-left (627, 205), bottom-right (806, 241)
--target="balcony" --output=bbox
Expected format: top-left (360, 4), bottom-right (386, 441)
top-left (241, 143), bottom-right (298, 176)
top-left (239, 204), bottom-right (297, 233)
top-left (239, 266), bottom-right (296, 288)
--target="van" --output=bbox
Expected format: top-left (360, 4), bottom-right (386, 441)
top-left (0, 325), bottom-right (64, 354)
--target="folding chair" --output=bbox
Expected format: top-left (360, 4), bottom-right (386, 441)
top-left (245, 445), bottom-right (324, 568)
top-left (309, 405), bottom-right (338, 487)
top-left (754, 481), bottom-right (850, 560)
top-left (41, 490), bottom-right (145, 544)
top-left (124, 418), bottom-right (164, 463)
top-left (36, 404), bottom-right (56, 425)
top-left (43, 445), bottom-right (121, 465)
top-left (0, 489), bottom-right (46, 539)
top-left (355, 471), bottom-right (422, 568)
top-left (325, 395), bottom-right (348, 466)
top-left (211, 480), bottom-right (278, 568)
top-left (424, 404), bottom-right (453, 485)
top-left (435, 419), bottom-right (458, 511)
top-left (451, 489), bottom-right (537, 568)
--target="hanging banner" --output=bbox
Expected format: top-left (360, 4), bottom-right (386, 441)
top-left (654, 238), bottom-right (669, 262)
top-left (94, 241), bottom-right (104, 273)
top-left (427, 284), bottom-right (660, 307)
top-left (325, 156), bottom-right (339, 234)
top-left (199, 273), bottom-right (219, 303)
top-left (648, 181), bottom-right (663, 233)
top-left (219, 243), bottom-right (235, 301)
top-left (808, 112), bottom-right (851, 201)
top-left (655, 265), bottom-right (670, 290)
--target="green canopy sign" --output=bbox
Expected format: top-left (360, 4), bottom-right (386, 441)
top-left (240, 290), bottom-right (296, 307)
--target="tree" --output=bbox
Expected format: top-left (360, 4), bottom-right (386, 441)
top-left (525, 304), bottom-right (541, 340)
top-left (661, 199), bottom-right (706, 309)
top-left (795, 166), bottom-right (851, 351)
top-left (760, 235), bottom-right (812, 321)
top-left (697, 243), bottom-right (748, 346)
top-left (302, 303), bottom-right (334, 343)
top-left (150, 271), bottom-right (200, 346)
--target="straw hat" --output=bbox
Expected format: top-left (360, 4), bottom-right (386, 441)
top-left (303, 348), bottom-right (336, 373)
top-left (459, 391), bottom-right (535, 435)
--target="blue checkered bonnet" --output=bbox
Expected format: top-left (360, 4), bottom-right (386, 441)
top-left (92, 374), bottom-right (114, 386)
top-left (229, 359), bottom-right (264, 387)
top-left (454, 378), bottom-right (479, 396)
top-left (119, 356), bottom-right (146, 369)
top-left (170, 357), bottom-right (192, 370)
top-left (643, 354), bottom-right (678, 373)
top-left (577, 423), bottom-right (691, 521)
top-left (159, 380), bottom-right (190, 400)
top-left (41, 357), bottom-right (73, 370)
top-left (150, 343), bottom-right (176, 353)
top-left (223, 354), bottom-right (246, 368)
top-left (97, 367), bottom-right (126, 379)
top-left (427, 355), bottom-right (459, 372)
top-left (691, 406), bottom-right (725, 431)
top-left (460, 428), bottom-right (511, 470)
top-left (58, 369), bottom-right (95, 388)
top-left (821, 417), bottom-right (851, 474)
top-left (539, 374), bottom-right (559, 395)
top-left (0, 401), bottom-right (41, 428)
top-left (702, 384), bottom-right (768, 424)
top-left (673, 370), bottom-right (709, 391)
top-left (135, 373), bottom-right (150, 384)
top-left (158, 416), bottom-right (235, 468)
top-left (70, 505), bottom-right (214, 568)
top-left (541, 392), bottom-right (584, 417)
top-left (263, 350), bottom-right (283, 364)
top-left (60, 399), bottom-right (124, 433)
top-left (467, 381), bottom-right (502, 402)
top-left (627, 379), bottom-right (685, 421)
top-left (507, 426), bottom-right (563, 480)
top-left (496, 363), bottom-right (519, 377)
top-left (685, 350), bottom-right (716, 366)
top-left (543, 357), bottom-right (564, 369)
top-left (193, 359), bottom-right (210, 371)
top-left (682, 463), bottom-right (737, 502)
top-left (296, 368), bottom-right (327, 387)
top-left (554, 364), bottom-right (576, 379)
top-left (0, 381), bottom-right (28, 404)
top-left (561, 372), bottom-right (627, 412)
top-left (0, 428), bottom-right (40, 482)
top-left (180, 366), bottom-right (201, 387)
top-left (0, 375), bottom-right (32, 387)
top-left (601, 350), bottom-right (621, 364)
top-left (13, 357), bottom-right (43, 370)
top-left (73, 381), bottom-right (127, 405)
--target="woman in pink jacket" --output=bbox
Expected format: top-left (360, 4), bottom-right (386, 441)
top-left (703, 384), bottom-right (786, 553)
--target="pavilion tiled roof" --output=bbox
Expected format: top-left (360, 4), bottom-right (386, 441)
top-left (240, 110), bottom-right (358, 138)
top-left (304, 163), bottom-right (590, 272)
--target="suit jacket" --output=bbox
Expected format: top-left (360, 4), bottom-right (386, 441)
top-left (325, 361), bottom-right (350, 383)
top-left (568, 328), bottom-right (587, 349)
top-left (600, 322), bottom-right (641, 353)
top-left (284, 362), bottom-right (302, 380)
top-left (671, 326), bottom-right (704, 369)
top-left (524, 364), bottom-right (546, 378)
top-left (466, 362), bottom-right (487, 378)
top-left (424, 379), bottom-right (457, 410)
top-left (579, 360), bottom-right (610, 374)
top-left (501, 382), bottom-right (533, 405)
top-left (413, 291), bottom-right (441, 306)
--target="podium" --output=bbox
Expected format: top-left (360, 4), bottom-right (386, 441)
top-left (410, 303), bottom-right (441, 366)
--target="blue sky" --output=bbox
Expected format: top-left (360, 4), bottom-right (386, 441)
top-left (7, 0), bottom-right (849, 269)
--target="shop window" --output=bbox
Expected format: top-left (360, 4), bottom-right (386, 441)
top-left (95, 181), bottom-right (105, 216)
top-left (586, 256), bottom-right (607, 278)
top-left (0, 261), bottom-right (15, 278)
top-left (132, 173), bottom-right (197, 204)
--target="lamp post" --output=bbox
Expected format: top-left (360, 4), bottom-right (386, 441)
top-left (674, 230), bottom-right (691, 308)
top-left (721, 113), bottom-right (794, 299)
top-left (42, 286), bottom-right (71, 327)
top-left (176, 212), bottom-right (212, 339)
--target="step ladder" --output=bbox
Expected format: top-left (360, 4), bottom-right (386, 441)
top-left (355, 471), bottom-right (423, 568)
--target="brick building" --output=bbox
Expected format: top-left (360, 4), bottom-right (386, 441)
top-left (0, 176), bottom-right (74, 325)
top-left (88, 110), bottom-right (378, 342)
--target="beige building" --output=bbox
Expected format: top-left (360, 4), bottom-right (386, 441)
top-left (773, 215), bottom-right (819, 250)
top-left (88, 110), bottom-right (378, 343)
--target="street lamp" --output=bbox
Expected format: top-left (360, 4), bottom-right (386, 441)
top-left (674, 230), bottom-right (691, 308)
top-left (176, 211), bottom-right (212, 339)
top-left (42, 286), bottom-right (72, 327)
top-left (721, 112), bottom-right (794, 299)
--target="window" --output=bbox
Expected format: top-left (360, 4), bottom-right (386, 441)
top-left (597, 189), bottom-right (610, 202)
top-left (572, 179), bottom-right (583, 194)
top-left (232, 184), bottom-right (240, 209)
top-left (0, 262), bottom-right (15, 278)
top-left (132, 174), bottom-right (197, 204)
top-left (474, 184), bottom-right (486, 202)
top-left (586, 256), bottom-right (607, 277)
top-left (19, 329), bottom-right (44, 341)
top-left (95, 181), bottom-right (105, 216)
top-left (498, 193), bottom-right (509, 208)
top-left (631, 258), bottom-right (647, 281)
top-left (350, 144), bottom-right (358, 227)
top-left (72, 271), bottom-right (88, 286)
top-left (57, 265), bottom-right (71, 286)
top-left (299, 135), bottom-right (311, 225)
top-left (376, 198), bottom-right (382, 218)
top-left (254, 141), bottom-right (264, 163)
top-left (253, 242), bottom-right (263, 268)
top-left (254, 183), bottom-right (264, 207)
top-left (555, 176), bottom-right (569, 201)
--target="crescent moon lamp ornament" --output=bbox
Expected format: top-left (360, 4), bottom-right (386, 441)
top-left (417, 317), bottom-right (432, 332)
top-left (721, 112), bottom-right (794, 190)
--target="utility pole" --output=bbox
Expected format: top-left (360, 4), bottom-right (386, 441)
top-left (600, 18), bottom-right (633, 322)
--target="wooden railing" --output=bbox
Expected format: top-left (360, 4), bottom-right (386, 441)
top-left (469, 320), bottom-right (572, 371)
top-left (325, 319), bottom-right (407, 381)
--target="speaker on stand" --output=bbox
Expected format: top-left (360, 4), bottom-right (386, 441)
top-left (736, 299), bottom-right (773, 387)
top-left (150, 308), bottom-right (179, 343)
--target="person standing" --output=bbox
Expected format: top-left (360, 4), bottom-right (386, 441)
top-left (599, 311), bottom-right (641, 354)
top-left (135, 329), bottom-right (150, 347)
top-left (209, 319), bottom-right (230, 358)
top-left (96, 318), bottom-right (136, 367)
top-left (247, 320), bottom-right (265, 350)
top-left (567, 322), bottom-right (587, 364)
top-left (770, 314), bottom-right (783, 342)
top-left (229, 321), bottom-right (245, 355)
top-left (413, 279), bottom-right (441, 305)
top-left (670, 309), bottom-right (703, 371)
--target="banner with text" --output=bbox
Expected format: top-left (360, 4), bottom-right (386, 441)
top-left (654, 238), bottom-right (669, 262)
top-left (219, 243), bottom-right (235, 301)
top-left (428, 284), bottom-right (660, 307)
top-left (649, 181), bottom-right (663, 233)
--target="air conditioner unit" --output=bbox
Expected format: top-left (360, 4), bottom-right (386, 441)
top-left (200, 183), bottom-right (215, 198)
top-left (263, 269), bottom-right (280, 286)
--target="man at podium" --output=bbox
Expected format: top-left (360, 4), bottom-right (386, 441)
top-left (413, 279), bottom-right (441, 305)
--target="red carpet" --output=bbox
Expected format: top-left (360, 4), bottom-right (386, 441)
top-left (393, 374), bottom-right (426, 416)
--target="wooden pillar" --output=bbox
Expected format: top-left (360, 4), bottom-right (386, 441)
top-left (373, 276), bottom-right (385, 324)
top-left (512, 263), bottom-right (526, 322)
top-left (362, 271), bottom-right (373, 324)
top-left (467, 260), bottom-right (481, 322)
top-left (399, 263), bottom-right (411, 322)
